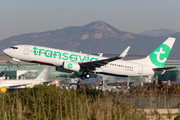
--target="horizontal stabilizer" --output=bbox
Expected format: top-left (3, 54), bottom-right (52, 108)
top-left (153, 67), bottom-right (176, 71)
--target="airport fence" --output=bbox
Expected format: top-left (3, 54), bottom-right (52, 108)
top-left (115, 94), bottom-right (180, 109)
top-left (112, 83), bottom-right (180, 110)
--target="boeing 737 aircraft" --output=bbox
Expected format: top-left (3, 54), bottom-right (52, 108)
top-left (3, 37), bottom-right (176, 79)
top-left (0, 66), bottom-right (51, 92)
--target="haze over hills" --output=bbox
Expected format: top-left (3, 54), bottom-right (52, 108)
top-left (140, 28), bottom-right (177, 37)
top-left (0, 21), bottom-right (180, 60)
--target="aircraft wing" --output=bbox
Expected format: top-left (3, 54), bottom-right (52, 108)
top-left (0, 83), bottom-right (32, 88)
top-left (80, 46), bottom-right (130, 70)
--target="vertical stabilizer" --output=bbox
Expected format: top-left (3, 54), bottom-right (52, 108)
top-left (131, 37), bottom-right (176, 68)
top-left (148, 37), bottom-right (175, 67)
top-left (35, 66), bottom-right (50, 81)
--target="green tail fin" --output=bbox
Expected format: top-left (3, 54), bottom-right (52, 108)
top-left (148, 37), bottom-right (176, 67)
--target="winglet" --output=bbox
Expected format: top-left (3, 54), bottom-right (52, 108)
top-left (119, 46), bottom-right (130, 58)
top-left (98, 53), bottom-right (103, 57)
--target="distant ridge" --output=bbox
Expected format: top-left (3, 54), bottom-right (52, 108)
top-left (140, 28), bottom-right (177, 37)
top-left (0, 21), bottom-right (180, 60)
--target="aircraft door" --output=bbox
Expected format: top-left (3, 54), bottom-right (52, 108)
top-left (138, 65), bottom-right (143, 74)
top-left (23, 46), bottom-right (29, 55)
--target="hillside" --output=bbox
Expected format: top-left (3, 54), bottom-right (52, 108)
top-left (140, 28), bottom-right (177, 37)
top-left (0, 21), bottom-right (180, 59)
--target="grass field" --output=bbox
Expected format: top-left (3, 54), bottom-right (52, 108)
top-left (1, 84), bottom-right (180, 120)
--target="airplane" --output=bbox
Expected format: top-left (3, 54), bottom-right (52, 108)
top-left (3, 37), bottom-right (176, 79)
top-left (0, 66), bottom-right (51, 92)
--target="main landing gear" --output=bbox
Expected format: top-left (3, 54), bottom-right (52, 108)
top-left (80, 72), bottom-right (91, 79)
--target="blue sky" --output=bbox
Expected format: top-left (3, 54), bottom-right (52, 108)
top-left (0, 0), bottom-right (180, 40)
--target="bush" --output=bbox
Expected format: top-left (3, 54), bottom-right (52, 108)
top-left (0, 84), bottom-right (147, 120)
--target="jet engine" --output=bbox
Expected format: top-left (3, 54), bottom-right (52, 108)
top-left (56, 66), bottom-right (73, 73)
top-left (63, 61), bottom-right (80, 72)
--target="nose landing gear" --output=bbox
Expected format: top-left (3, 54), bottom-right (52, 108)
top-left (17, 64), bottom-right (21, 67)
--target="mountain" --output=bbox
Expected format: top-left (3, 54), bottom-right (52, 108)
top-left (0, 21), bottom-right (180, 60)
top-left (140, 28), bottom-right (177, 37)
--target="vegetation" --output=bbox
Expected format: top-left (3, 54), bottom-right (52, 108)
top-left (1, 83), bottom-right (180, 119)
top-left (0, 85), bottom-right (147, 120)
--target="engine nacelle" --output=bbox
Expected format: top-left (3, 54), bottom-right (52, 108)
top-left (63, 61), bottom-right (80, 72)
top-left (56, 66), bottom-right (73, 73)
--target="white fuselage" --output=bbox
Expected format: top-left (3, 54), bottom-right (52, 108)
top-left (3, 45), bottom-right (155, 77)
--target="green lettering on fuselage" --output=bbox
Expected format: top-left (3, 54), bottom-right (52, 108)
top-left (44, 50), bottom-right (52, 58)
top-left (33, 47), bottom-right (38, 55)
top-left (32, 47), bottom-right (99, 62)
top-left (53, 51), bottom-right (61, 59)
top-left (39, 49), bottom-right (45, 56)
top-left (90, 58), bottom-right (98, 61)
top-left (62, 53), bottom-right (68, 60)
top-left (70, 54), bottom-right (78, 61)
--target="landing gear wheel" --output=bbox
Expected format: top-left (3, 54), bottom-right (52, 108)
top-left (81, 74), bottom-right (86, 79)
top-left (85, 73), bottom-right (90, 78)
top-left (17, 64), bottom-right (21, 67)
top-left (81, 72), bottom-right (91, 79)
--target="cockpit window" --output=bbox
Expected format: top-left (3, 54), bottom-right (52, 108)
top-left (10, 47), bottom-right (18, 49)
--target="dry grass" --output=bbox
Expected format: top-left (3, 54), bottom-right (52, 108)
top-left (1, 84), bottom-right (180, 119)
top-left (0, 85), bottom-right (147, 120)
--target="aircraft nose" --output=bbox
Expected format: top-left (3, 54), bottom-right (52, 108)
top-left (3, 49), bottom-right (10, 55)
